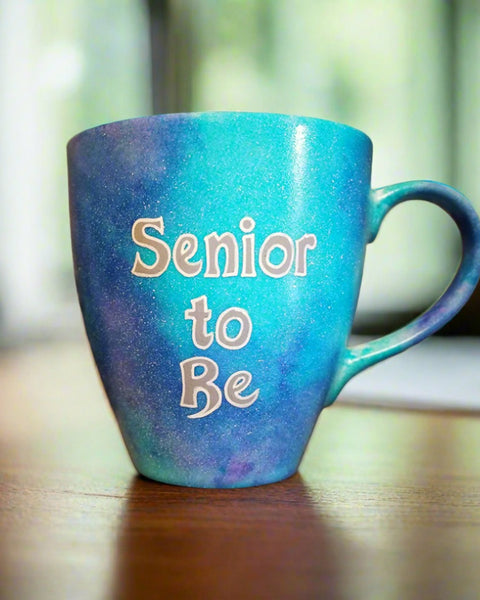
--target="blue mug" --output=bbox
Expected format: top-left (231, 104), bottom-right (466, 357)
top-left (68, 112), bottom-right (480, 488)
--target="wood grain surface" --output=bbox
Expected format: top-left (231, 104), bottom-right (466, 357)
top-left (1, 341), bottom-right (480, 600)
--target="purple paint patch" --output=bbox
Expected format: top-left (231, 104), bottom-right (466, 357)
top-left (225, 457), bottom-right (255, 481)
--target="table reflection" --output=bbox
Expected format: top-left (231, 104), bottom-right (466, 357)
top-left (112, 474), bottom-right (345, 600)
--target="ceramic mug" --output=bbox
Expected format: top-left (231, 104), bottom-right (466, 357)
top-left (68, 112), bottom-right (480, 488)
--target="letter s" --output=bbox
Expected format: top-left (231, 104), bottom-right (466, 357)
top-left (131, 217), bottom-right (171, 277)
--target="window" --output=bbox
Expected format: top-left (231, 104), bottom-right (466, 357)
top-left (0, 0), bottom-right (478, 342)
top-left (150, 0), bottom-right (480, 330)
top-left (0, 0), bottom-right (150, 341)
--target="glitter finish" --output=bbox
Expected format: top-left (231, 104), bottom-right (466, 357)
top-left (68, 112), bottom-right (480, 488)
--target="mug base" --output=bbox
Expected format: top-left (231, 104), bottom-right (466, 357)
top-left (134, 463), bottom-right (300, 489)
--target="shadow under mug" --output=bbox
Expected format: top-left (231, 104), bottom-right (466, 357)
top-left (68, 112), bottom-right (480, 488)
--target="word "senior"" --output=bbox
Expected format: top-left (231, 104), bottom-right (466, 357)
top-left (131, 216), bottom-right (317, 279)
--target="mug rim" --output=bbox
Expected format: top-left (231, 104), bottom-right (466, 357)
top-left (67, 111), bottom-right (372, 149)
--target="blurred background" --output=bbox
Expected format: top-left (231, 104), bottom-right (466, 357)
top-left (2, 7), bottom-right (480, 596)
top-left (0, 0), bottom-right (479, 347)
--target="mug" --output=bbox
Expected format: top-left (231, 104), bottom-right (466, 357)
top-left (68, 112), bottom-right (480, 488)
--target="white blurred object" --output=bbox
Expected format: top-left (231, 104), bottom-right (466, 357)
top-left (340, 337), bottom-right (480, 411)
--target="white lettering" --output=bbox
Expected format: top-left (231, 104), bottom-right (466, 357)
top-left (185, 295), bottom-right (213, 350)
top-left (204, 232), bottom-right (239, 277)
top-left (180, 357), bottom-right (222, 419)
top-left (131, 217), bottom-right (318, 279)
top-left (295, 234), bottom-right (317, 276)
top-left (224, 370), bottom-right (259, 408)
top-left (173, 234), bottom-right (202, 277)
top-left (259, 233), bottom-right (295, 278)
top-left (131, 217), bottom-right (171, 277)
top-left (216, 307), bottom-right (252, 350)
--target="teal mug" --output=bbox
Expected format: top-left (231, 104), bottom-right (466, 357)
top-left (68, 112), bottom-right (480, 488)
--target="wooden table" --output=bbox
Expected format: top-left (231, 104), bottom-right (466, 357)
top-left (1, 340), bottom-right (480, 600)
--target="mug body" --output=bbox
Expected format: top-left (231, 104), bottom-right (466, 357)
top-left (68, 112), bottom-right (372, 487)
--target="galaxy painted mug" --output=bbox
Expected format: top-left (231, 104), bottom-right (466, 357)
top-left (68, 112), bottom-right (480, 488)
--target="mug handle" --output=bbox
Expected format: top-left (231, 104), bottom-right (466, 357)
top-left (326, 180), bottom-right (480, 406)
